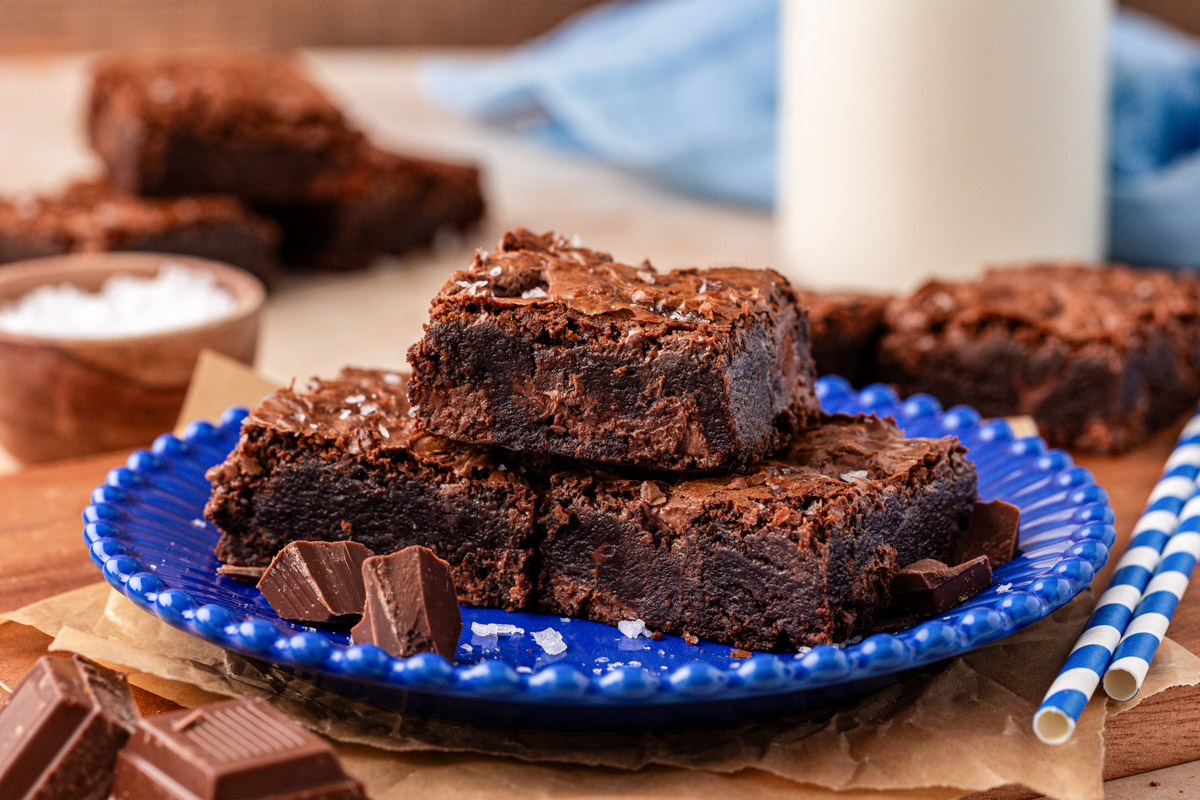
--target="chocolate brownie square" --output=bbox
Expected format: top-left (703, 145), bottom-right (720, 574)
top-left (407, 228), bottom-right (820, 471)
top-left (205, 368), bottom-right (537, 610)
top-left (795, 289), bottom-right (889, 384)
top-left (875, 264), bottom-right (1200, 454)
top-left (261, 148), bottom-right (484, 272)
top-left (539, 415), bottom-right (977, 650)
top-left (88, 55), bottom-right (363, 203)
top-left (0, 180), bottom-right (280, 286)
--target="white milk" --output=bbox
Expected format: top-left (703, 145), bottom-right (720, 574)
top-left (777, 0), bottom-right (1112, 292)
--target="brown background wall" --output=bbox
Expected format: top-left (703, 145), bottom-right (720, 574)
top-left (0, 0), bottom-right (1192, 53)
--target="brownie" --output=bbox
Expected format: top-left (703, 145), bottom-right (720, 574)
top-left (795, 289), bottom-right (890, 384)
top-left (87, 55), bottom-right (363, 203)
top-left (539, 415), bottom-right (977, 651)
top-left (875, 264), bottom-right (1200, 454)
top-left (261, 148), bottom-right (485, 271)
top-left (407, 228), bottom-right (820, 471)
top-left (0, 180), bottom-right (280, 286)
top-left (205, 368), bottom-right (538, 610)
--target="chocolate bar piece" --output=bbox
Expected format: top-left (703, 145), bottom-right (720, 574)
top-left (0, 655), bottom-right (138, 800)
top-left (891, 556), bottom-right (992, 616)
top-left (257, 541), bottom-right (374, 623)
top-left (352, 545), bottom-right (462, 661)
top-left (953, 499), bottom-right (1021, 567)
top-left (110, 697), bottom-right (366, 800)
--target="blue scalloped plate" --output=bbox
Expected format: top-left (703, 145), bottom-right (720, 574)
top-left (82, 377), bottom-right (1115, 731)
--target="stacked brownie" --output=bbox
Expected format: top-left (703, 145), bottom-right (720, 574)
top-left (0, 54), bottom-right (484, 282)
top-left (207, 229), bottom-right (978, 651)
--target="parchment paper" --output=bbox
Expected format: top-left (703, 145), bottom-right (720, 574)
top-left (6, 583), bottom-right (1199, 800)
top-left (7, 355), bottom-right (1194, 800)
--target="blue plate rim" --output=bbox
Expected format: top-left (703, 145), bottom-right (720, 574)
top-left (81, 376), bottom-right (1116, 708)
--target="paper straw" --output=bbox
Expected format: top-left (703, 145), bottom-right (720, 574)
top-left (1103, 490), bottom-right (1200, 702)
top-left (1033, 411), bottom-right (1200, 745)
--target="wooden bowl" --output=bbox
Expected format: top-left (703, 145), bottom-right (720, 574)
top-left (0, 253), bottom-right (264, 464)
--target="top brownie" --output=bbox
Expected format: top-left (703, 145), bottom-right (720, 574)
top-left (87, 55), bottom-right (363, 203)
top-left (875, 264), bottom-right (1200, 453)
top-left (407, 228), bottom-right (819, 471)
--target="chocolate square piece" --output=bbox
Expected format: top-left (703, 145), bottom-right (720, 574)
top-left (352, 545), bottom-right (462, 660)
top-left (88, 55), bottom-right (363, 202)
top-left (0, 180), bottom-right (281, 286)
top-left (110, 697), bottom-right (366, 800)
top-left (257, 541), bottom-right (374, 623)
top-left (876, 264), bottom-right (1200, 454)
top-left (407, 228), bottom-right (820, 471)
top-left (538, 415), bottom-right (977, 651)
top-left (0, 655), bottom-right (138, 800)
top-left (953, 499), bottom-right (1020, 567)
top-left (205, 368), bottom-right (539, 610)
top-left (891, 556), bottom-right (993, 616)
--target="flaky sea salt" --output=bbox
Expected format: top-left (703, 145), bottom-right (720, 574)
top-left (532, 628), bottom-right (567, 655)
top-left (617, 619), bottom-right (648, 639)
top-left (841, 470), bottom-right (869, 481)
top-left (521, 286), bottom-right (547, 299)
top-left (471, 622), bottom-right (524, 637)
top-left (382, 372), bottom-right (403, 385)
top-left (0, 263), bottom-right (236, 338)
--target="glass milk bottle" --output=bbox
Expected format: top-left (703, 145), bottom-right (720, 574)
top-left (778, 0), bottom-right (1112, 292)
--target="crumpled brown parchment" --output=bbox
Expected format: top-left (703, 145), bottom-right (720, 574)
top-left (6, 581), bottom-right (1200, 800)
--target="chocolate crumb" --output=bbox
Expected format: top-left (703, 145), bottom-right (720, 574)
top-left (216, 564), bottom-right (266, 582)
top-left (683, 632), bottom-right (698, 645)
top-left (731, 648), bottom-right (752, 659)
top-left (639, 481), bottom-right (667, 506)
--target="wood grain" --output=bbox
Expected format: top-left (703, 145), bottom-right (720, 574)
top-left (0, 0), bottom-right (606, 53)
top-left (3, 425), bottom-right (1200, 794)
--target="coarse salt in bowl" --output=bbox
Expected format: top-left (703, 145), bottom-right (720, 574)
top-left (0, 252), bottom-right (264, 463)
top-left (0, 263), bottom-right (237, 338)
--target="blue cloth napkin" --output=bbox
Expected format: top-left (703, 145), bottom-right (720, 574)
top-left (425, 3), bottom-right (1200, 269)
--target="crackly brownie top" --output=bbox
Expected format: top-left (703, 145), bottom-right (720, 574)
top-left (90, 55), bottom-right (356, 142)
top-left (431, 228), bottom-right (797, 331)
top-left (236, 368), bottom-right (514, 478)
top-left (886, 264), bottom-right (1200, 346)
top-left (0, 180), bottom-right (271, 241)
top-left (561, 415), bottom-right (968, 526)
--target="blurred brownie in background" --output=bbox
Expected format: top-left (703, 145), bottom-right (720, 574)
top-left (263, 148), bottom-right (485, 271)
top-left (795, 289), bottom-right (889, 385)
top-left (875, 264), bottom-right (1200, 454)
top-left (0, 180), bottom-right (280, 285)
top-left (88, 55), bottom-right (363, 202)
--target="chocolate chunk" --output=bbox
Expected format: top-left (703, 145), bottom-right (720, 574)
top-left (257, 541), bottom-right (374, 623)
top-left (216, 564), bottom-right (267, 582)
top-left (110, 697), bottom-right (366, 800)
top-left (351, 545), bottom-right (462, 661)
top-left (954, 499), bottom-right (1021, 567)
top-left (891, 556), bottom-right (992, 616)
top-left (0, 655), bottom-right (138, 800)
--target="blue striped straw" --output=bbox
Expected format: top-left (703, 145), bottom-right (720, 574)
top-left (1102, 488), bottom-right (1200, 702)
top-left (1033, 411), bottom-right (1200, 744)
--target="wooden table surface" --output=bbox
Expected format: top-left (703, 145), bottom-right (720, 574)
top-left (1, 52), bottom-right (1199, 799)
